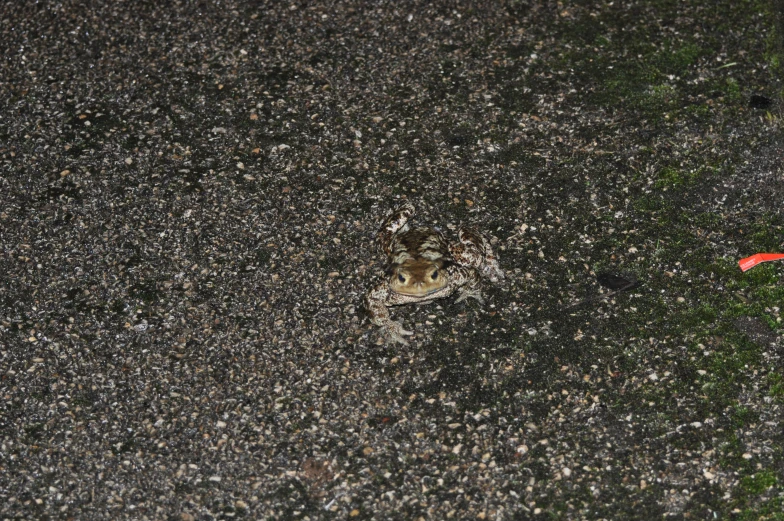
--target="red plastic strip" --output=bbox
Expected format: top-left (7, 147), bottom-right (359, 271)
top-left (738, 253), bottom-right (784, 272)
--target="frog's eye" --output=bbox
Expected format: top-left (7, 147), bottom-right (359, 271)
top-left (398, 274), bottom-right (406, 283)
top-left (431, 269), bottom-right (439, 280)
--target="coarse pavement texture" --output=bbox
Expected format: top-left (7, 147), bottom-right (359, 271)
top-left (2, 1), bottom-right (784, 519)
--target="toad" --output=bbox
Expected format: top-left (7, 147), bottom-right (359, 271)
top-left (365, 202), bottom-right (504, 345)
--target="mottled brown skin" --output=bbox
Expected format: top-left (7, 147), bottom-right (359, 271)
top-left (366, 202), bottom-right (504, 345)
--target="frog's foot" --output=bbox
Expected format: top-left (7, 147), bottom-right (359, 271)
top-left (481, 257), bottom-right (505, 283)
top-left (378, 202), bottom-right (416, 253)
top-left (381, 320), bottom-right (414, 345)
top-left (456, 286), bottom-right (484, 305)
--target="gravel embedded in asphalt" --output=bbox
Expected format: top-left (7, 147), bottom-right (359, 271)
top-left (2, 1), bottom-right (784, 519)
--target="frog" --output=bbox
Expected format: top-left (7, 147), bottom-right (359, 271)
top-left (365, 201), bottom-right (504, 345)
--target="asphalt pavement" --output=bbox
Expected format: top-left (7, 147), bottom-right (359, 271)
top-left (2, 1), bottom-right (783, 519)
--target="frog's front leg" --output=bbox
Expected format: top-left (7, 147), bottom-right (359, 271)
top-left (451, 266), bottom-right (485, 304)
top-left (377, 201), bottom-right (415, 255)
top-left (450, 227), bottom-right (505, 282)
top-left (365, 281), bottom-right (414, 345)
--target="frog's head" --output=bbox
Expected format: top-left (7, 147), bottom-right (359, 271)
top-left (388, 258), bottom-right (449, 297)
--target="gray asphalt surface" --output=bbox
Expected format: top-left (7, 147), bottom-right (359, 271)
top-left (2, 1), bottom-right (783, 519)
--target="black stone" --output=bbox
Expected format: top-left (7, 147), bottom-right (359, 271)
top-left (749, 94), bottom-right (773, 109)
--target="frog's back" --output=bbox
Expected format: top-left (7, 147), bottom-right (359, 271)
top-left (389, 227), bottom-right (450, 265)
